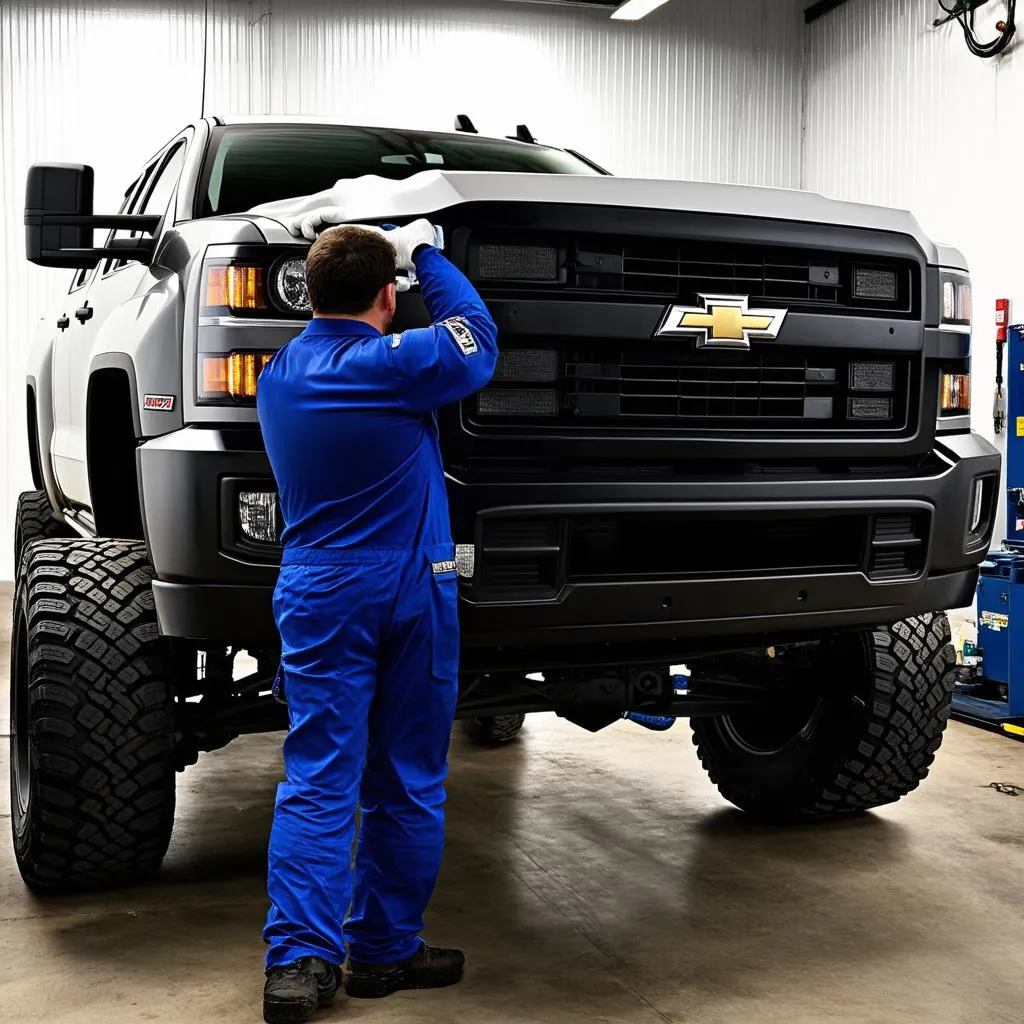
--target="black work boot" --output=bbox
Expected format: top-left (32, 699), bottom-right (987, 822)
top-left (345, 944), bottom-right (466, 999)
top-left (263, 956), bottom-right (341, 1024)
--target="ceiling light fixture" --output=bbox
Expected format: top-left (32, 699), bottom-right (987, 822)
top-left (610, 0), bottom-right (672, 20)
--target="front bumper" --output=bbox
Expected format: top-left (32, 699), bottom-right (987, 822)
top-left (139, 428), bottom-right (999, 667)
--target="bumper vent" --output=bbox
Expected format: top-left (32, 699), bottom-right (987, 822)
top-left (473, 510), bottom-right (932, 599)
top-left (869, 513), bottom-right (928, 580)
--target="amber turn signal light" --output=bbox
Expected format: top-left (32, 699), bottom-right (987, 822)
top-left (201, 351), bottom-right (274, 401)
top-left (205, 265), bottom-right (267, 311)
top-left (941, 372), bottom-right (970, 413)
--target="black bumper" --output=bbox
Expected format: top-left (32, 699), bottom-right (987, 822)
top-left (140, 428), bottom-right (999, 667)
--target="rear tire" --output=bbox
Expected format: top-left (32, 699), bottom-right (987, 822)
top-left (14, 490), bottom-right (72, 573)
top-left (11, 538), bottom-right (177, 892)
top-left (690, 613), bottom-right (956, 821)
top-left (461, 713), bottom-right (526, 746)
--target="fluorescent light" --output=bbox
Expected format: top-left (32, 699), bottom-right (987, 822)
top-left (611, 0), bottom-right (672, 20)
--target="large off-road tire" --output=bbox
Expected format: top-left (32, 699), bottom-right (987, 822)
top-left (11, 538), bottom-right (177, 892)
top-left (690, 613), bottom-right (956, 821)
top-left (14, 490), bottom-right (73, 573)
top-left (461, 713), bottom-right (526, 747)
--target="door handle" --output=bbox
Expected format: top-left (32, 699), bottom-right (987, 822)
top-left (56, 315), bottom-right (70, 331)
top-left (74, 303), bottom-right (94, 324)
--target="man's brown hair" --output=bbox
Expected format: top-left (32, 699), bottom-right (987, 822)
top-left (304, 227), bottom-right (396, 315)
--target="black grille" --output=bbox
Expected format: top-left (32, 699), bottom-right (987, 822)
top-left (568, 513), bottom-right (865, 580)
top-left (472, 510), bottom-right (931, 598)
top-left (471, 234), bottom-right (917, 318)
top-left (470, 344), bottom-right (912, 434)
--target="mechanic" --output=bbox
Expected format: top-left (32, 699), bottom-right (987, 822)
top-left (256, 219), bottom-right (498, 1024)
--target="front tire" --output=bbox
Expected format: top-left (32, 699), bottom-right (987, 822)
top-left (14, 489), bottom-right (73, 573)
top-left (691, 614), bottom-right (956, 821)
top-left (11, 539), bottom-right (177, 892)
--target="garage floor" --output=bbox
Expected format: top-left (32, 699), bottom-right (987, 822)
top-left (4, 597), bottom-right (1024, 1024)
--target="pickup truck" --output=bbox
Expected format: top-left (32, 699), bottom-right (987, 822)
top-left (12, 115), bottom-right (1000, 892)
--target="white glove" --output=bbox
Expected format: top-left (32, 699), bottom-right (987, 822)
top-left (296, 206), bottom-right (365, 241)
top-left (386, 219), bottom-right (438, 270)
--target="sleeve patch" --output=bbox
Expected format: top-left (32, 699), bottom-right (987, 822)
top-left (441, 317), bottom-right (478, 356)
top-left (391, 333), bottom-right (403, 349)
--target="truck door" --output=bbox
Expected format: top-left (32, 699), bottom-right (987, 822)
top-left (51, 139), bottom-right (187, 508)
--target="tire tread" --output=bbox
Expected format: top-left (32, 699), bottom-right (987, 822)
top-left (13, 538), bottom-right (176, 892)
top-left (691, 613), bottom-right (956, 819)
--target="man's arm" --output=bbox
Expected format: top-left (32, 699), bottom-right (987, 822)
top-left (388, 244), bottom-right (499, 414)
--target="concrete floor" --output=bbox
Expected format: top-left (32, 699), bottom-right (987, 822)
top-left (4, 599), bottom-right (1024, 1023)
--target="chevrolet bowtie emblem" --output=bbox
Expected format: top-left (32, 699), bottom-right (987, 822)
top-left (656, 294), bottom-right (788, 349)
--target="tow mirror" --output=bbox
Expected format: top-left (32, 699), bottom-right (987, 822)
top-left (25, 163), bottom-right (160, 269)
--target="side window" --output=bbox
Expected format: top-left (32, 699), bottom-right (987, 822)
top-left (103, 141), bottom-right (187, 275)
top-left (69, 266), bottom-right (92, 292)
top-left (70, 175), bottom-right (143, 292)
top-left (139, 142), bottom-right (187, 219)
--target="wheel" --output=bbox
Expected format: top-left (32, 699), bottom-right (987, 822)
top-left (13, 490), bottom-right (73, 573)
top-left (461, 713), bottom-right (526, 746)
top-left (690, 613), bottom-right (956, 821)
top-left (11, 538), bottom-right (177, 892)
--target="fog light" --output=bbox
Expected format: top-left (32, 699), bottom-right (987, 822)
top-left (942, 372), bottom-right (971, 413)
top-left (477, 388), bottom-right (559, 417)
top-left (239, 491), bottom-right (278, 543)
top-left (970, 478), bottom-right (985, 534)
top-left (455, 544), bottom-right (476, 579)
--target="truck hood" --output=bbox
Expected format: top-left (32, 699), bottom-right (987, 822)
top-left (247, 170), bottom-right (962, 268)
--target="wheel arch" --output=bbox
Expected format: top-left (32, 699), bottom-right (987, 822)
top-left (25, 382), bottom-right (44, 491)
top-left (86, 355), bottom-right (144, 539)
top-left (25, 356), bottom-right (65, 518)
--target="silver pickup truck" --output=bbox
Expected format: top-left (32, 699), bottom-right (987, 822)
top-left (13, 115), bottom-right (999, 893)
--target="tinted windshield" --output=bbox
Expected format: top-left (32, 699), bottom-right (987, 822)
top-left (199, 125), bottom-right (601, 216)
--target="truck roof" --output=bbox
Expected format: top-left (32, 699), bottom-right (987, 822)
top-left (207, 114), bottom-right (542, 149)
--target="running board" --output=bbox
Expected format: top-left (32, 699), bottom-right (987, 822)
top-left (62, 508), bottom-right (97, 538)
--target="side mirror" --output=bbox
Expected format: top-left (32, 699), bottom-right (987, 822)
top-left (25, 163), bottom-right (160, 270)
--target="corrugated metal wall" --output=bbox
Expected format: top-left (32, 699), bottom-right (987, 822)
top-left (0, 0), bottom-right (805, 577)
top-left (263, 0), bottom-right (805, 185)
top-left (803, 0), bottom-right (1024, 448)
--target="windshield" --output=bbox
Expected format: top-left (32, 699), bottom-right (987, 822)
top-left (198, 125), bottom-right (602, 217)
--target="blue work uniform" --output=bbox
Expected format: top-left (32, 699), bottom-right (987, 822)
top-left (256, 244), bottom-right (498, 968)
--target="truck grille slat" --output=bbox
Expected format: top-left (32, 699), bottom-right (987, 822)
top-left (471, 232), bottom-right (917, 317)
top-left (470, 344), bottom-right (913, 434)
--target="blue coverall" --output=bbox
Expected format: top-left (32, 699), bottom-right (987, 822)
top-left (256, 243), bottom-right (498, 969)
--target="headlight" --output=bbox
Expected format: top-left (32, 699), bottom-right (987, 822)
top-left (273, 258), bottom-right (312, 313)
top-left (940, 272), bottom-right (971, 327)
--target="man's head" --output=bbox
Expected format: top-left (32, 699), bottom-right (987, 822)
top-left (305, 226), bottom-right (397, 329)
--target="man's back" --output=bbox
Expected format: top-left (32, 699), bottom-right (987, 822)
top-left (257, 244), bottom-right (498, 555)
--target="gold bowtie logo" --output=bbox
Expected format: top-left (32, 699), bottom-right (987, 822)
top-left (656, 295), bottom-right (788, 349)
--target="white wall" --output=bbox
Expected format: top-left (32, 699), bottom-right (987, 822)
top-left (803, 0), bottom-right (1024, 456)
top-left (262, 0), bottom-right (806, 185)
top-left (0, 0), bottom-right (262, 577)
top-left (0, 0), bottom-right (806, 576)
